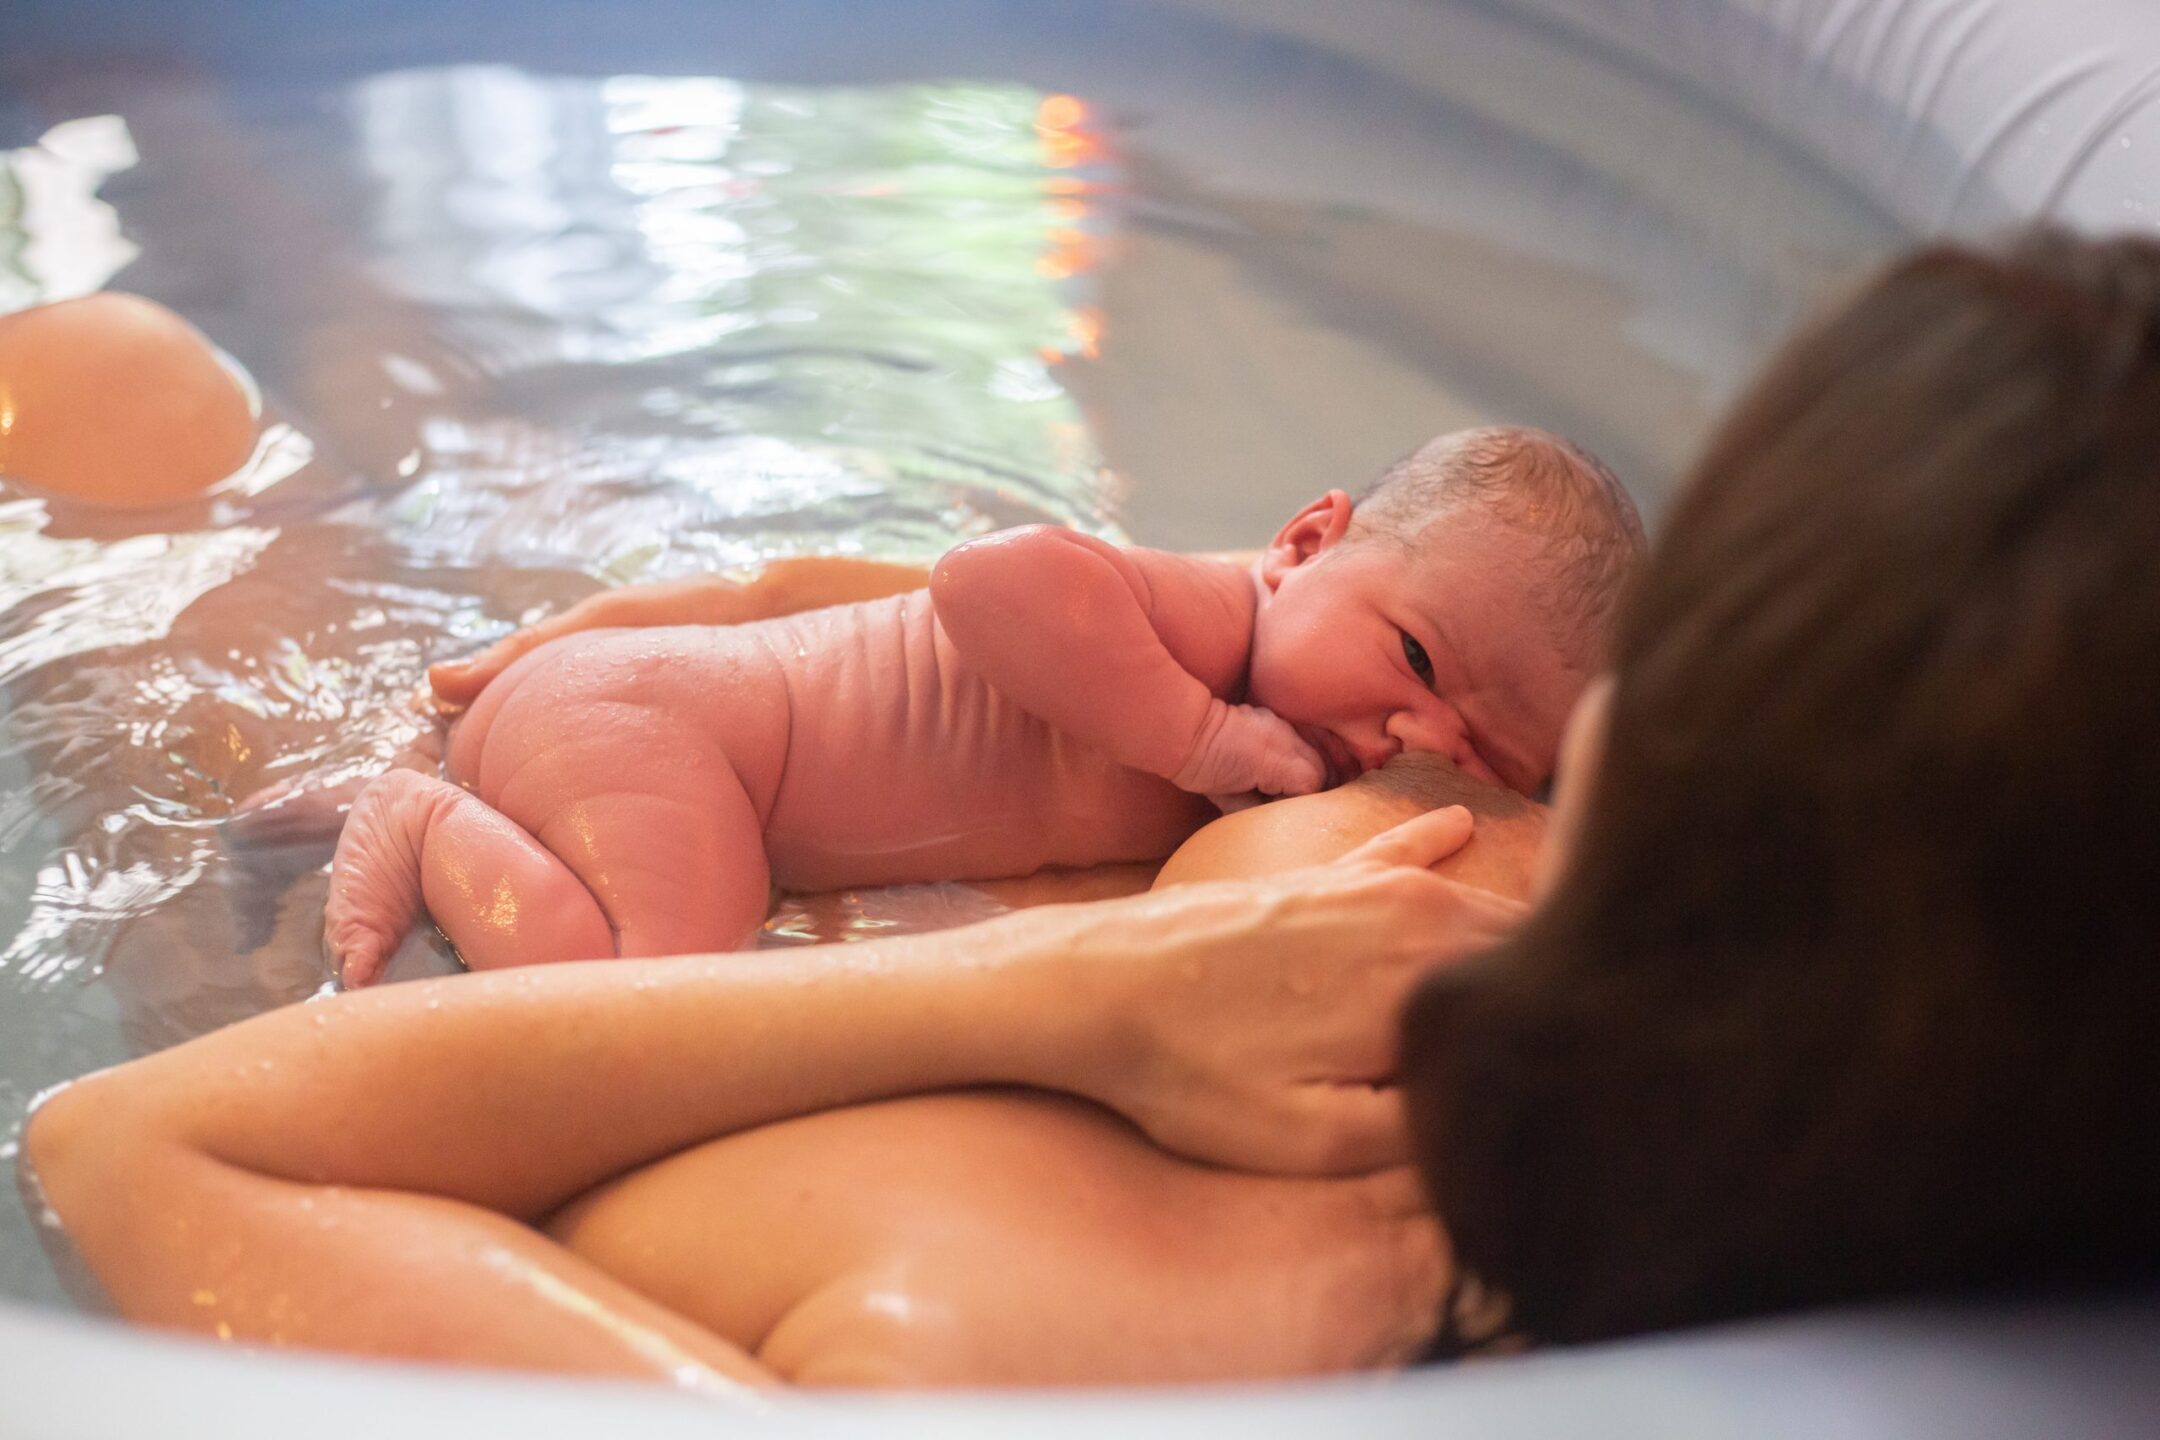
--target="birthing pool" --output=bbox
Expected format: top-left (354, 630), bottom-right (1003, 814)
top-left (1, 1), bottom-right (2156, 1434)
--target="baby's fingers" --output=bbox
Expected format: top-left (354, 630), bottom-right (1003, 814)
top-left (1248, 708), bottom-right (1326, 796)
top-left (1264, 744), bottom-right (1327, 797)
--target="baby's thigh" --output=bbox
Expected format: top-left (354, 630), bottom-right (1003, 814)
top-left (469, 643), bottom-right (786, 951)
top-left (526, 750), bottom-right (772, 955)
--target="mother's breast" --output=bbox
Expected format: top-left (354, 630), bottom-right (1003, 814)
top-left (546, 1090), bottom-right (1448, 1386)
top-left (1153, 756), bottom-right (1548, 898)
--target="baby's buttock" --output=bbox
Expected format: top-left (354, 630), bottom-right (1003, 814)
top-left (446, 626), bottom-right (794, 827)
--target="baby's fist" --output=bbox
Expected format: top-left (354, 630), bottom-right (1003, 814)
top-left (1171, 703), bottom-right (1327, 798)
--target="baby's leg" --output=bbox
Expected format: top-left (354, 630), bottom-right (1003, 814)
top-left (327, 736), bottom-right (776, 984)
top-left (326, 769), bottom-right (615, 987)
top-left (520, 741), bottom-right (773, 959)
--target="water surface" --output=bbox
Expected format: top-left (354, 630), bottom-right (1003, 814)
top-left (0, 2), bottom-right (1904, 1310)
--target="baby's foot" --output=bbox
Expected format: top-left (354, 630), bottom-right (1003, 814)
top-left (324, 769), bottom-right (452, 987)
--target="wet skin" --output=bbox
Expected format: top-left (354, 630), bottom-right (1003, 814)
top-left (28, 787), bottom-right (1537, 1388)
top-left (326, 501), bottom-right (1582, 984)
top-left (539, 762), bottom-right (1542, 1385)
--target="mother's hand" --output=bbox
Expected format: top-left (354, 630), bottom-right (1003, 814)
top-left (1058, 807), bottom-right (1529, 1177)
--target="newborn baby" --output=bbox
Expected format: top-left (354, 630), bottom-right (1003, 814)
top-left (327, 428), bottom-right (1642, 985)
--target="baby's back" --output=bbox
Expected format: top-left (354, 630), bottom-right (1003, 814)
top-left (447, 592), bottom-right (1213, 893)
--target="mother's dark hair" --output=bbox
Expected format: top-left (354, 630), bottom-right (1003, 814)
top-left (1404, 230), bottom-right (2160, 1348)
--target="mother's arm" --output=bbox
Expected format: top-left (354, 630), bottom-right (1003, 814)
top-left (427, 557), bottom-right (933, 708)
top-left (24, 812), bottom-right (1516, 1387)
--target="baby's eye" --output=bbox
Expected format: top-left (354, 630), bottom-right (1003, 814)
top-left (1400, 630), bottom-right (1435, 687)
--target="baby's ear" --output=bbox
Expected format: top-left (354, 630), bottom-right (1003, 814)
top-left (1259, 490), bottom-right (1355, 590)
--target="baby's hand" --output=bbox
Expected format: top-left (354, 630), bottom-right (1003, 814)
top-left (1171, 703), bottom-right (1327, 798)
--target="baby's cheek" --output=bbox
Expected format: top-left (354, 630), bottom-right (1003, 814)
top-left (1423, 706), bottom-right (1498, 784)
top-left (1250, 666), bottom-right (1327, 725)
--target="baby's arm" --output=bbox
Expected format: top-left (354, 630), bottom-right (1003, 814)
top-left (931, 527), bottom-right (1324, 797)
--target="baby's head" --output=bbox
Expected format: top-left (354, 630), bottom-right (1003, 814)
top-left (1247, 426), bottom-right (1644, 794)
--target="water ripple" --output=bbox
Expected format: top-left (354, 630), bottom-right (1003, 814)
top-left (0, 69), bottom-right (1122, 1307)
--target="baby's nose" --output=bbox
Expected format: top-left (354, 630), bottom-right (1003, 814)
top-left (1383, 708), bottom-right (1451, 756)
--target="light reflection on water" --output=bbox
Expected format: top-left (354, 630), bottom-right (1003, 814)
top-left (0, 114), bottom-right (141, 310)
top-left (0, 71), bottom-right (1122, 1306)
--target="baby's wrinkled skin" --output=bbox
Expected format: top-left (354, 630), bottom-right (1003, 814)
top-left (327, 490), bottom-right (1586, 985)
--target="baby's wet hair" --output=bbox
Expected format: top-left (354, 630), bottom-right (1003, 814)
top-left (1354, 426), bottom-right (1646, 669)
